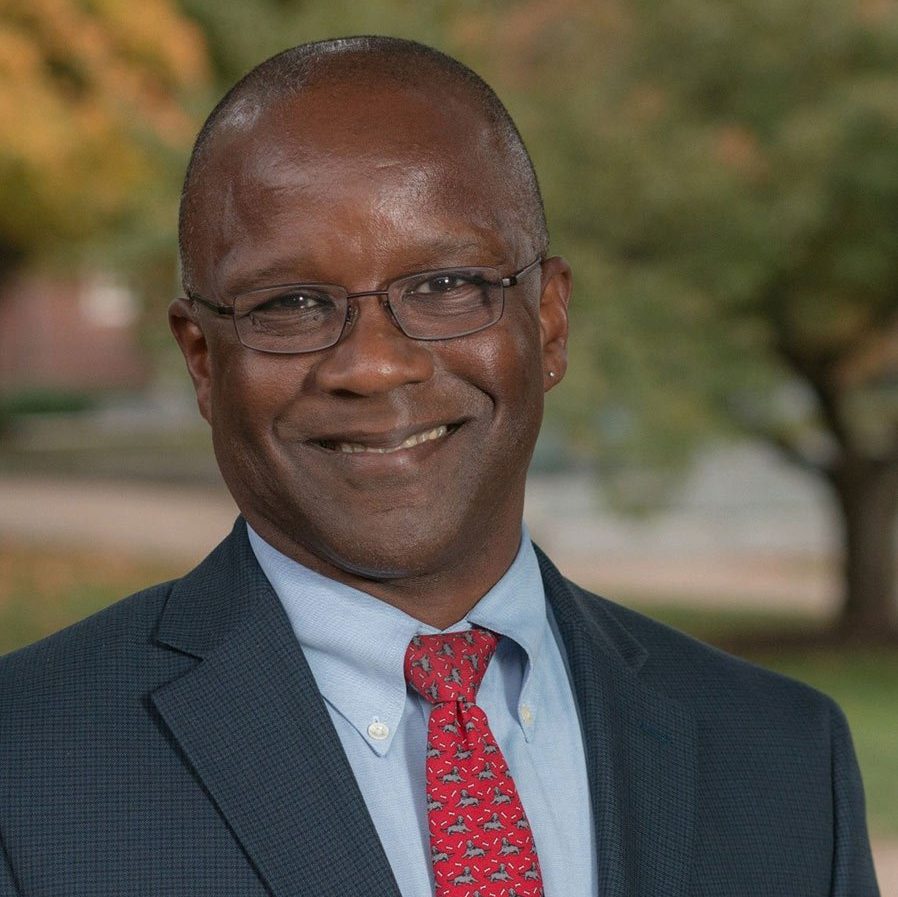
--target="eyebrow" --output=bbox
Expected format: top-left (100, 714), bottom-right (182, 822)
top-left (221, 239), bottom-right (498, 296)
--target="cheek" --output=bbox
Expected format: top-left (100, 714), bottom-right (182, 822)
top-left (209, 351), bottom-right (282, 451)
top-left (454, 318), bottom-right (545, 444)
top-left (478, 312), bottom-right (545, 402)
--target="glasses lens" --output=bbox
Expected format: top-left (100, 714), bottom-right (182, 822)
top-left (233, 285), bottom-right (347, 353)
top-left (390, 267), bottom-right (503, 339)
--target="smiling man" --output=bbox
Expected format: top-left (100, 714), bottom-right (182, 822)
top-left (170, 48), bottom-right (567, 627)
top-left (0, 36), bottom-right (881, 897)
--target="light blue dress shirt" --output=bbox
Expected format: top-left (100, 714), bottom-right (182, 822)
top-left (248, 525), bottom-right (597, 897)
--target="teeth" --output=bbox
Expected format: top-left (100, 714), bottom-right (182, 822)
top-left (334, 425), bottom-right (448, 454)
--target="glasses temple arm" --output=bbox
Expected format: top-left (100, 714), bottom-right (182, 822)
top-left (188, 295), bottom-right (236, 316)
top-left (500, 257), bottom-right (543, 288)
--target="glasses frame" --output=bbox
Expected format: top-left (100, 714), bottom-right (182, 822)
top-left (187, 257), bottom-right (543, 355)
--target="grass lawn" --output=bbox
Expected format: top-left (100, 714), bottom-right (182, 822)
top-left (0, 542), bottom-right (183, 654)
top-left (2, 543), bottom-right (895, 837)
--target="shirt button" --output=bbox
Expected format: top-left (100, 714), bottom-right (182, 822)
top-left (367, 720), bottom-right (390, 740)
top-left (520, 705), bottom-right (534, 725)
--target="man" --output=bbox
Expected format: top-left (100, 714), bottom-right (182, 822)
top-left (0, 36), bottom-right (880, 897)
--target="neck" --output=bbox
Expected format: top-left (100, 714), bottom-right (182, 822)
top-left (248, 517), bottom-right (524, 630)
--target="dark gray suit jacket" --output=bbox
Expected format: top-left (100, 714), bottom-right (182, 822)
top-left (0, 520), bottom-right (880, 895)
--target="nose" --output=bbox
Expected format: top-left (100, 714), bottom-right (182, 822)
top-left (313, 294), bottom-right (434, 395)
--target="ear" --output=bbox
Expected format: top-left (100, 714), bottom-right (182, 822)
top-left (168, 298), bottom-right (214, 425)
top-left (537, 256), bottom-right (572, 391)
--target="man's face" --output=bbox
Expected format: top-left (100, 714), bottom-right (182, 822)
top-left (171, 79), bottom-right (570, 613)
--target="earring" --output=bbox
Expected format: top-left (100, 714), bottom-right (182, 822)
top-left (547, 371), bottom-right (556, 379)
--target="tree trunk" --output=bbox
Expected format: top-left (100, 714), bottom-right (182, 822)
top-left (828, 456), bottom-right (898, 639)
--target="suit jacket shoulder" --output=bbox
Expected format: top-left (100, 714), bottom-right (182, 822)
top-left (0, 580), bottom-right (174, 702)
top-left (0, 521), bottom-right (399, 897)
top-left (536, 544), bottom-right (880, 897)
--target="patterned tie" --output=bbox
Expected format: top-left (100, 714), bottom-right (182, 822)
top-left (404, 628), bottom-right (544, 897)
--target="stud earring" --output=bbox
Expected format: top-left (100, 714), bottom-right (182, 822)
top-left (547, 371), bottom-right (556, 379)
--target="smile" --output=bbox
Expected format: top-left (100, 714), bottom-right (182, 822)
top-left (319, 425), bottom-right (450, 454)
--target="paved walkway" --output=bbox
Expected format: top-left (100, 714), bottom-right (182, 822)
top-left (0, 472), bottom-right (895, 890)
top-left (0, 474), bottom-right (239, 564)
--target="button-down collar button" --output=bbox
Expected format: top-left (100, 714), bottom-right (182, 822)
top-left (367, 719), bottom-right (390, 740)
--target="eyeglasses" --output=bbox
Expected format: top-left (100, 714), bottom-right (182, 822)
top-left (188, 258), bottom-right (543, 355)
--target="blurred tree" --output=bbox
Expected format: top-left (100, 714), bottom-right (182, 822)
top-left (0, 0), bottom-right (209, 285)
top-left (461, 0), bottom-right (898, 637)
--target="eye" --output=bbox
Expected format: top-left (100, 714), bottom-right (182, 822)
top-left (411, 271), bottom-right (489, 296)
top-left (252, 287), bottom-right (337, 314)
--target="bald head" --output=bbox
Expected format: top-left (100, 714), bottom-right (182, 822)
top-left (177, 36), bottom-right (548, 296)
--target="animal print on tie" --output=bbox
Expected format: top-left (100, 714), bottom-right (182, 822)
top-left (404, 629), bottom-right (544, 897)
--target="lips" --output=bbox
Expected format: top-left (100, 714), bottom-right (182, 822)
top-left (318, 424), bottom-right (452, 454)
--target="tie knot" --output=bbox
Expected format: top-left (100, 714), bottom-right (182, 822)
top-left (404, 628), bottom-right (498, 705)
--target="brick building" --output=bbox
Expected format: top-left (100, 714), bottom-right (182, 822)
top-left (0, 272), bottom-right (148, 397)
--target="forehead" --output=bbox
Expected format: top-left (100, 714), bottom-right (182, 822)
top-left (190, 80), bottom-right (524, 292)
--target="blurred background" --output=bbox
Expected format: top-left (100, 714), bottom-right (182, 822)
top-left (1, 0), bottom-right (896, 884)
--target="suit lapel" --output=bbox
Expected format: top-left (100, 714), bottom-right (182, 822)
top-left (538, 547), bottom-right (696, 897)
top-left (151, 522), bottom-right (401, 897)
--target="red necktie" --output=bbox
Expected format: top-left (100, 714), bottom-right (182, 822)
top-left (404, 629), bottom-right (545, 896)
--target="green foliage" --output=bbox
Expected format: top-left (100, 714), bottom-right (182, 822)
top-left (535, 0), bottom-right (898, 484)
top-left (177, 0), bottom-right (468, 88)
top-left (0, 388), bottom-right (97, 416)
top-left (440, 0), bottom-right (898, 521)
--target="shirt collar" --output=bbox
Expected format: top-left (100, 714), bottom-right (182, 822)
top-left (247, 525), bottom-right (548, 755)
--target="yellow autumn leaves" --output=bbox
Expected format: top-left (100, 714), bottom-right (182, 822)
top-left (0, 0), bottom-right (208, 260)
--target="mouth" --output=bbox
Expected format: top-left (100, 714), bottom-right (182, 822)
top-left (317, 424), bottom-right (456, 455)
